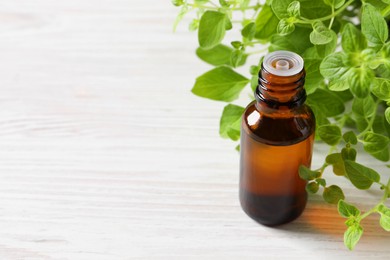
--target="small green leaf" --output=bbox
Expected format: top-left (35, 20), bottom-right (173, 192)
top-left (318, 125), bottom-right (342, 145)
top-left (287, 1), bottom-right (300, 17)
top-left (326, 153), bottom-right (346, 176)
top-left (372, 78), bottom-right (390, 101)
top-left (231, 41), bottom-right (242, 49)
top-left (254, 4), bottom-right (279, 40)
top-left (230, 50), bottom-right (244, 68)
top-left (377, 204), bottom-right (390, 231)
top-left (192, 66), bottom-right (249, 102)
top-left (344, 224), bottom-right (363, 250)
top-left (310, 21), bottom-right (334, 45)
top-left (341, 23), bottom-right (367, 53)
top-left (269, 26), bottom-right (312, 54)
top-left (196, 44), bottom-right (246, 66)
top-left (347, 68), bottom-right (374, 98)
top-left (219, 104), bottom-right (245, 141)
top-left (198, 11), bottom-right (227, 49)
top-left (344, 160), bottom-right (381, 189)
top-left (320, 52), bottom-right (349, 80)
top-left (338, 200), bottom-right (360, 218)
top-left (316, 30), bottom-right (337, 58)
top-left (361, 4), bottom-right (388, 46)
top-left (352, 95), bottom-right (376, 119)
top-left (323, 185), bottom-right (345, 204)
top-left (242, 22), bottom-right (256, 40)
top-left (386, 107), bottom-right (390, 124)
top-left (363, 132), bottom-right (390, 161)
top-left (342, 147), bottom-right (357, 161)
top-left (277, 18), bottom-right (295, 36)
top-left (343, 131), bottom-right (358, 145)
top-left (172, 0), bottom-right (184, 7)
top-left (299, 165), bottom-right (321, 181)
top-left (306, 182), bottom-right (319, 193)
top-left (316, 178), bottom-right (326, 187)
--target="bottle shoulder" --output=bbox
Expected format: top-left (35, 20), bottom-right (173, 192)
top-left (242, 101), bottom-right (315, 145)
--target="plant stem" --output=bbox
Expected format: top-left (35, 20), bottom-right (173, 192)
top-left (360, 178), bottom-right (390, 220)
top-left (329, 5), bottom-right (335, 29)
top-left (381, 5), bottom-right (390, 17)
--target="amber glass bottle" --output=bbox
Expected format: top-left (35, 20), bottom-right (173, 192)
top-left (239, 51), bottom-right (315, 226)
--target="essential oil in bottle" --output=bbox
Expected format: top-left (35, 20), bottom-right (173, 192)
top-left (239, 51), bottom-right (315, 226)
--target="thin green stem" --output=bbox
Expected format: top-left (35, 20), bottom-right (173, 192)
top-left (360, 178), bottom-right (390, 220)
top-left (329, 5), bottom-right (335, 29)
top-left (246, 46), bottom-right (269, 55)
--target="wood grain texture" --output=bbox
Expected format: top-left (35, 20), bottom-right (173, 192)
top-left (0, 1), bottom-right (388, 259)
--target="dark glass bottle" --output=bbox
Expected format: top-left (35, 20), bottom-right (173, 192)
top-left (239, 51), bottom-right (315, 226)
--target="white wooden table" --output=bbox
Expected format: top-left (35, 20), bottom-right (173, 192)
top-left (0, 1), bottom-right (388, 259)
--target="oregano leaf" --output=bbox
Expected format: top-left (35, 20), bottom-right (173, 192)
top-left (361, 4), bottom-right (388, 46)
top-left (338, 200), bottom-right (360, 218)
top-left (318, 124), bottom-right (342, 145)
top-left (198, 11), bottom-right (227, 49)
top-left (323, 185), bottom-right (345, 204)
top-left (192, 66), bottom-right (249, 102)
top-left (344, 160), bottom-right (381, 189)
top-left (219, 104), bottom-right (245, 141)
top-left (344, 224), bottom-right (363, 250)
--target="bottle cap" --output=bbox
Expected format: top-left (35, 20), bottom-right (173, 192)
top-left (263, 51), bottom-right (304, 76)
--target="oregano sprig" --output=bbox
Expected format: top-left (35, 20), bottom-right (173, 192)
top-left (173, 0), bottom-right (390, 250)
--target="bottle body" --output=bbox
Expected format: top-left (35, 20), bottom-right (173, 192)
top-left (239, 51), bottom-right (315, 226)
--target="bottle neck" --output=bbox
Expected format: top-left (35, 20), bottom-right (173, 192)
top-left (255, 66), bottom-right (306, 110)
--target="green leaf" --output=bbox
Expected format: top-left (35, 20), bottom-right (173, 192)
top-left (316, 178), bottom-right (326, 187)
top-left (302, 57), bottom-right (324, 94)
top-left (306, 88), bottom-right (345, 117)
top-left (352, 95), bottom-right (376, 120)
top-left (372, 78), bottom-right (390, 101)
top-left (338, 200), bottom-right (360, 218)
top-left (254, 4), bottom-right (279, 40)
top-left (378, 204), bottom-right (390, 231)
top-left (386, 107), bottom-right (390, 124)
top-left (231, 41), bottom-right (242, 49)
top-left (320, 52), bottom-right (349, 80)
top-left (242, 22), bottom-right (256, 40)
top-left (341, 23), bottom-right (367, 53)
top-left (326, 153), bottom-right (346, 176)
top-left (196, 44), bottom-right (247, 66)
top-left (323, 185), bottom-right (345, 204)
top-left (348, 68), bottom-right (374, 98)
top-left (172, 0), bottom-right (184, 7)
top-left (230, 50), bottom-right (244, 68)
top-left (219, 104), bottom-right (245, 141)
top-left (277, 18), bottom-right (295, 36)
top-left (318, 124), bottom-right (342, 145)
top-left (361, 4), bottom-right (388, 46)
top-left (343, 131), bottom-right (358, 145)
top-left (287, 1), bottom-right (300, 17)
top-left (306, 182), bottom-right (319, 193)
top-left (342, 147), bottom-right (357, 161)
top-left (272, 0), bottom-right (331, 20)
top-left (315, 30), bottom-right (337, 57)
top-left (192, 66), bottom-right (249, 102)
top-left (310, 21), bottom-right (334, 45)
top-left (363, 132), bottom-right (390, 161)
top-left (344, 224), bottom-right (363, 250)
top-left (198, 11), bottom-right (227, 49)
top-left (269, 26), bottom-right (313, 55)
top-left (344, 160), bottom-right (381, 189)
top-left (299, 165), bottom-right (321, 180)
